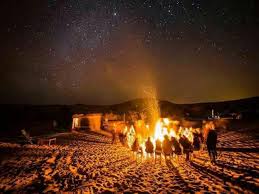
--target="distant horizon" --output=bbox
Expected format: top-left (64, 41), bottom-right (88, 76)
top-left (0, 95), bottom-right (258, 106)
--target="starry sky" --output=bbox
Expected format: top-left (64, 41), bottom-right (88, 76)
top-left (1, 0), bottom-right (259, 105)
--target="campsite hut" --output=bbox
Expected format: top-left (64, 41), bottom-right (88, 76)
top-left (72, 113), bottom-right (102, 131)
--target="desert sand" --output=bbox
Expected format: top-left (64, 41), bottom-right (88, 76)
top-left (0, 129), bottom-right (258, 193)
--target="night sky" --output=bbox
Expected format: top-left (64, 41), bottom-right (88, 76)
top-left (1, 0), bottom-right (259, 105)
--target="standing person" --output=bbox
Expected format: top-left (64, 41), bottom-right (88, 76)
top-left (155, 139), bottom-right (162, 163)
top-left (179, 135), bottom-right (193, 161)
top-left (132, 138), bottom-right (143, 162)
top-left (145, 137), bottom-right (154, 158)
top-left (118, 132), bottom-right (127, 145)
top-left (111, 128), bottom-right (116, 144)
top-left (171, 136), bottom-right (182, 160)
top-left (206, 126), bottom-right (218, 163)
top-left (162, 135), bottom-right (172, 160)
top-left (132, 138), bottom-right (140, 153)
top-left (123, 132), bottom-right (128, 146)
top-left (193, 130), bottom-right (202, 151)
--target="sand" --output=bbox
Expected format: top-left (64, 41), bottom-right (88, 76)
top-left (0, 130), bottom-right (258, 193)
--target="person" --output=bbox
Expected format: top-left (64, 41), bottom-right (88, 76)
top-left (145, 137), bottom-right (154, 157)
top-left (171, 136), bottom-right (182, 158)
top-left (118, 132), bottom-right (127, 145)
top-left (206, 127), bottom-right (218, 163)
top-left (132, 138), bottom-right (140, 152)
top-left (123, 133), bottom-right (128, 147)
top-left (111, 129), bottom-right (116, 144)
top-left (132, 138), bottom-right (143, 162)
top-left (162, 135), bottom-right (172, 160)
top-left (138, 145), bottom-right (144, 161)
top-left (179, 135), bottom-right (193, 161)
top-left (155, 139), bottom-right (162, 163)
top-left (193, 131), bottom-right (201, 151)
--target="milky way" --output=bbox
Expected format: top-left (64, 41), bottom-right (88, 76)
top-left (1, 0), bottom-right (259, 104)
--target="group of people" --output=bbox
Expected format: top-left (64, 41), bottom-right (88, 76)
top-left (111, 121), bottom-right (218, 163)
top-left (131, 134), bottom-right (195, 162)
top-left (130, 124), bottom-right (218, 163)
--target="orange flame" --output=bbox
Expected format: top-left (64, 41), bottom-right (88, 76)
top-left (127, 125), bottom-right (136, 148)
top-left (127, 118), bottom-right (195, 155)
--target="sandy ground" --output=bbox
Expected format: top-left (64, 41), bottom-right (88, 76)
top-left (0, 130), bottom-right (258, 193)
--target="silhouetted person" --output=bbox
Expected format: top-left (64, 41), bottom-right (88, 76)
top-left (179, 135), bottom-right (193, 161)
top-left (123, 133), bottom-right (128, 147)
top-left (193, 132), bottom-right (201, 151)
top-left (162, 135), bottom-right (172, 160)
top-left (132, 138), bottom-right (143, 162)
top-left (119, 132), bottom-right (127, 145)
top-left (155, 139), bottom-right (162, 163)
top-left (171, 136), bottom-right (182, 156)
top-left (145, 137), bottom-right (154, 156)
top-left (206, 128), bottom-right (218, 163)
top-left (111, 129), bottom-right (116, 144)
top-left (132, 138), bottom-right (140, 152)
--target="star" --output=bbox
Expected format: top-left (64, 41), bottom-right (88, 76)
top-left (1, 0), bottom-right (258, 104)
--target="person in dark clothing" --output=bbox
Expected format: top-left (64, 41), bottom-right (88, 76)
top-left (145, 137), bottom-right (154, 157)
top-left (179, 135), bottom-right (193, 161)
top-left (132, 138), bottom-right (143, 162)
top-left (193, 132), bottom-right (201, 151)
top-left (111, 129), bottom-right (116, 144)
top-left (118, 132), bottom-right (127, 145)
top-left (155, 139), bottom-right (162, 163)
top-left (132, 138), bottom-right (140, 152)
top-left (171, 136), bottom-right (182, 156)
top-left (206, 129), bottom-right (218, 163)
top-left (162, 135), bottom-right (173, 160)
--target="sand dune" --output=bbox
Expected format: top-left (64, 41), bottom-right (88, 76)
top-left (0, 130), bottom-right (258, 193)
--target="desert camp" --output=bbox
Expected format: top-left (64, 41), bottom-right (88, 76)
top-left (0, 0), bottom-right (259, 193)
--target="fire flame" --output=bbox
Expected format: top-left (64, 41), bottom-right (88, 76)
top-left (127, 125), bottom-right (136, 148)
top-left (154, 119), bottom-right (169, 141)
top-left (125, 118), bottom-right (196, 156)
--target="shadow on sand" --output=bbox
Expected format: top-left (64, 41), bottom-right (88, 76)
top-left (190, 160), bottom-right (259, 193)
top-left (217, 147), bottom-right (259, 153)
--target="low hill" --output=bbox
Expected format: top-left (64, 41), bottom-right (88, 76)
top-left (108, 97), bottom-right (259, 118)
top-left (0, 97), bottom-right (258, 136)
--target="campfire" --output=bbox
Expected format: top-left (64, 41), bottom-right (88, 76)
top-left (125, 117), bottom-right (197, 157)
